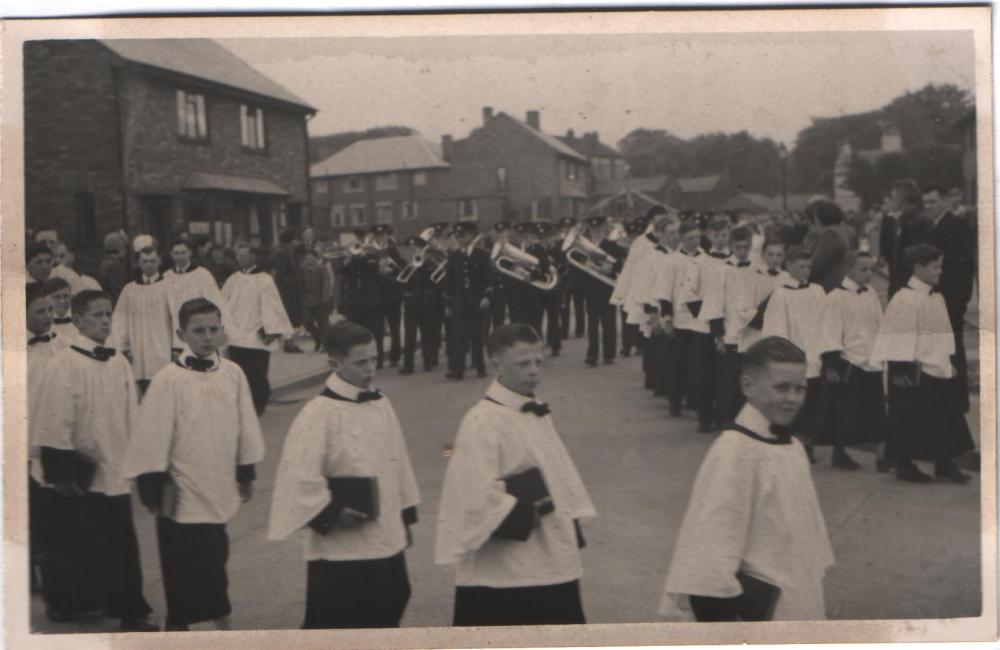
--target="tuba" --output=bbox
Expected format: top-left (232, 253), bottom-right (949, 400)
top-left (561, 225), bottom-right (619, 287)
top-left (491, 240), bottom-right (558, 291)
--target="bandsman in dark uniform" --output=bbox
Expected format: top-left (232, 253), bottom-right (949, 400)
top-left (557, 217), bottom-right (586, 339)
top-left (443, 222), bottom-right (493, 380)
top-left (489, 221), bottom-right (512, 330)
top-left (504, 223), bottom-right (529, 326)
top-left (581, 216), bottom-right (625, 367)
top-left (337, 231), bottom-right (381, 360)
top-left (537, 220), bottom-right (563, 357)
top-left (518, 222), bottom-right (549, 336)
top-left (371, 225), bottom-right (405, 369)
top-left (399, 234), bottom-right (444, 374)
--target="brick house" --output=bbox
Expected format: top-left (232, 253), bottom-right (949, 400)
top-left (309, 135), bottom-right (452, 242)
top-left (557, 129), bottom-right (627, 197)
top-left (24, 38), bottom-right (315, 266)
top-left (443, 107), bottom-right (590, 226)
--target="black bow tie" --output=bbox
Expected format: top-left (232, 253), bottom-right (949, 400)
top-left (789, 282), bottom-right (809, 290)
top-left (856, 286), bottom-right (869, 293)
top-left (521, 401), bottom-right (551, 417)
top-left (709, 251), bottom-right (729, 259)
top-left (29, 333), bottom-right (53, 345)
top-left (72, 344), bottom-right (116, 361)
top-left (357, 390), bottom-right (383, 403)
top-left (54, 316), bottom-right (72, 324)
top-left (929, 285), bottom-right (941, 294)
top-left (185, 355), bottom-right (215, 372)
top-left (731, 260), bottom-right (751, 268)
top-left (767, 269), bottom-right (780, 276)
top-left (770, 423), bottom-right (793, 444)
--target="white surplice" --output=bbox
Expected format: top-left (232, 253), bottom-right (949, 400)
top-left (30, 334), bottom-right (138, 496)
top-left (28, 331), bottom-right (71, 467)
top-left (738, 268), bottom-right (789, 352)
top-left (762, 280), bottom-right (827, 377)
top-left (267, 374), bottom-right (420, 562)
top-left (816, 278), bottom-right (884, 371)
top-left (111, 274), bottom-right (174, 381)
top-left (632, 247), bottom-right (682, 337)
top-left (122, 349), bottom-right (265, 524)
top-left (869, 276), bottom-right (955, 379)
top-left (659, 404), bottom-right (834, 621)
top-left (221, 268), bottom-right (294, 351)
top-left (719, 259), bottom-right (758, 347)
top-left (435, 380), bottom-right (597, 588)
top-left (612, 233), bottom-right (658, 324)
top-left (673, 250), bottom-right (727, 334)
top-left (164, 264), bottom-right (230, 349)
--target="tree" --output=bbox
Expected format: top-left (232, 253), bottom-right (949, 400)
top-left (845, 143), bottom-right (963, 209)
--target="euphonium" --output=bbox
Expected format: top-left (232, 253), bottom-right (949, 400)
top-left (561, 225), bottom-right (619, 287)
top-left (490, 240), bottom-right (558, 291)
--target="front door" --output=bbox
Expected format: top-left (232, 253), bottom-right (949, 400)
top-left (141, 194), bottom-right (174, 254)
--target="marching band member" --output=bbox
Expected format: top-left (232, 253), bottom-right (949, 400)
top-left (338, 230), bottom-right (383, 359)
top-left (521, 222), bottom-right (551, 338)
top-left (557, 217), bottom-right (586, 339)
top-left (371, 224), bottom-right (406, 369)
top-left (489, 221), bottom-right (512, 329)
top-left (399, 234), bottom-right (444, 374)
top-left (443, 221), bottom-right (493, 380)
top-left (435, 324), bottom-right (596, 626)
top-left (505, 222), bottom-right (532, 327)
top-left (537, 220), bottom-right (564, 357)
top-left (581, 216), bottom-right (624, 367)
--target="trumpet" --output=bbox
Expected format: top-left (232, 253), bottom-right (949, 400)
top-left (561, 225), bottom-right (619, 287)
top-left (491, 240), bottom-right (558, 291)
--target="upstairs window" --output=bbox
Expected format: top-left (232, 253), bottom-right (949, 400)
top-left (497, 166), bottom-right (508, 190)
top-left (413, 171), bottom-right (427, 186)
top-left (344, 177), bottom-right (364, 193)
top-left (240, 105), bottom-right (266, 150)
top-left (459, 199), bottom-right (478, 221)
top-left (401, 200), bottom-right (418, 221)
top-left (375, 173), bottom-right (398, 190)
top-left (176, 90), bottom-right (208, 141)
top-left (312, 179), bottom-right (329, 195)
top-left (376, 202), bottom-right (393, 224)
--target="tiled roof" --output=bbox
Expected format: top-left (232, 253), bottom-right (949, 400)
top-left (678, 174), bottom-right (723, 193)
top-left (183, 171), bottom-right (289, 195)
top-left (498, 113), bottom-right (587, 162)
top-left (310, 135), bottom-right (449, 177)
top-left (557, 134), bottom-right (621, 159)
top-left (99, 39), bottom-right (314, 111)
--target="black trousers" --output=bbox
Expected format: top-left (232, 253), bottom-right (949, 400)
top-left (39, 491), bottom-right (151, 620)
top-left (946, 299), bottom-right (971, 413)
top-left (228, 346), bottom-right (271, 416)
top-left (156, 518), bottom-right (230, 626)
top-left (378, 300), bottom-right (402, 364)
top-left (491, 286), bottom-right (508, 329)
top-left (453, 580), bottom-right (585, 626)
top-left (302, 303), bottom-right (331, 351)
top-left (585, 286), bottom-right (616, 362)
top-left (403, 296), bottom-right (443, 370)
top-left (506, 284), bottom-right (528, 326)
top-left (669, 330), bottom-right (716, 424)
top-left (545, 289), bottom-right (563, 353)
top-left (887, 374), bottom-right (975, 464)
top-left (714, 345), bottom-right (744, 426)
top-left (524, 287), bottom-right (546, 337)
top-left (621, 312), bottom-right (639, 353)
top-left (562, 285), bottom-right (586, 337)
top-left (448, 309), bottom-right (486, 375)
top-left (303, 552), bottom-right (411, 629)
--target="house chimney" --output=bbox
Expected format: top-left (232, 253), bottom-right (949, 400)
top-left (526, 110), bottom-right (540, 130)
top-left (441, 134), bottom-right (453, 162)
top-left (566, 129), bottom-right (575, 139)
top-left (482, 106), bottom-right (493, 126)
top-left (584, 131), bottom-right (598, 145)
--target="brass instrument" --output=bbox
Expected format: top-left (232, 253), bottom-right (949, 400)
top-left (608, 221), bottom-right (628, 246)
top-left (490, 240), bottom-right (558, 291)
top-left (561, 225), bottom-right (619, 287)
top-left (397, 227), bottom-right (448, 284)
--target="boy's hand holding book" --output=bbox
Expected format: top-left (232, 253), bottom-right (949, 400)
top-left (492, 467), bottom-right (555, 542)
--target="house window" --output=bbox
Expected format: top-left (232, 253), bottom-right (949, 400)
top-left (74, 192), bottom-right (97, 246)
top-left (330, 205), bottom-right (346, 228)
top-left (459, 199), bottom-right (478, 221)
top-left (401, 201), bottom-right (418, 221)
top-left (413, 171), bottom-right (427, 186)
top-left (240, 105), bottom-right (266, 150)
top-left (376, 202), bottom-right (393, 224)
top-left (350, 204), bottom-right (366, 226)
top-left (375, 173), bottom-right (398, 190)
top-left (497, 166), bottom-right (508, 190)
top-left (176, 90), bottom-right (208, 141)
top-left (312, 179), bottom-right (328, 195)
top-left (530, 200), bottom-right (539, 221)
top-left (344, 177), bottom-right (363, 193)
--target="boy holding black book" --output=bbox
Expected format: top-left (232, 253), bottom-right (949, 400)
top-left (435, 323), bottom-right (597, 626)
top-left (268, 320), bottom-right (420, 629)
top-left (659, 336), bottom-right (834, 621)
top-left (122, 297), bottom-right (265, 631)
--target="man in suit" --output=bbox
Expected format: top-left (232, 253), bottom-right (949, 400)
top-left (581, 216), bottom-right (625, 367)
top-left (884, 178), bottom-right (932, 297)
top-left (805, 200), bottom-right (858, 293)
top-left (443, 222), bottom-right (492, 380)
top-left (516, 222), bottom-right (549, 336)
top-left (923, 185), bottom-right (977, 413)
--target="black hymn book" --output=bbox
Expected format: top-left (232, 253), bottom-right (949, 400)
top-left (308, 476), bottom-right (380, 536)
top-left (503, 466), bottom-right (555, 517)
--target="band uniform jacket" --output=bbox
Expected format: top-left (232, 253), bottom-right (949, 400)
top-left (339, 253), bottom-right (382, 316)
top-left (443, 247), bottom-right (493, 315)
top-left (375, 245), bottom-right (406, 304)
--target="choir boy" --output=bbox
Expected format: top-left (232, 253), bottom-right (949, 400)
top-left (123, 297), bottom-right (265, 631)
top-left (268, 321), bottom-right (420, 628)
top-left (713, 227), bottom-right (757, 425)
top-left (632, 216), bottom-right (682, 398)
top-left (659, 337), bottom-right (834, 622)
top-left (870, 244), bottom-right (975, 484)
top-left (761, 246), bottom-right (826, 454)
top-left (165, 238), bottom-right (230, 356)
top-left (31, 289), bottom-right (157, 631)
top-left (739, 239), bottom-right (788, 354)
top-left (435, 324), bottom-right (596, 626)
top-left (44, 276), bottom-right (76, 339)
top-left (813, 252), bottom-right (888, 470)
top-left (222, 242), bottom-right (294, 415)
top-left (26, 241), bottom-right (54, 285)
top-left (618, 219), bottom-right (645, 357)
top-left (612, 206), bottom-right (668, 355)
top-left (111, 242), bottom-right (174, 396)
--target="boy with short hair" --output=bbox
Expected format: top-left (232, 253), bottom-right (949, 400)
top-left (26, 241), bottom-right (54, 285)
top-left (739, 239), bottom-right (789, 353)
top-left (111, 245), bottom-right (174, 395)
top-left (31, 290), bottom-right (157, 631)
top-left (123, 297), bottom-right (265, 631)
top-left (870, 244), bottom-right (975, 484)
top-left (436, 323), bottom-right (597, 626)
top-left (813, 251), bottom-right (888, 470)
top-left (659, 337), bottom-right (834, 621)
top-left (165, 238), bottom-right (230, 356)
top-left (762, 246), bottom-right (827, 454)
top-left (222, 242), bottom-right (294, 415)
top-left (268, 321), bottom-right (420, 629)
top-left (43, 277), bottom-right (76, 339)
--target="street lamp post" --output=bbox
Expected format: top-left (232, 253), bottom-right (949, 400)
top-left (778, 143), bottom-right (789, 212)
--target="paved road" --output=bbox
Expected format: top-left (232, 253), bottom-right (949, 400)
top-left (31, 323), bottom-right (983, 632)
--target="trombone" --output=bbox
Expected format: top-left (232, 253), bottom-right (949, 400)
top-left (491, 240), bottom-right (558, 291)
top-left (397, 227), bottom-right (448, 284)
top-left (561, 225), bottom-right (619, 287)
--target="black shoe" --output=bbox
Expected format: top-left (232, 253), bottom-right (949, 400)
top-left (832, 449), bottom-right (860, 470)
top-left (376, 361), bottom-right (384, 370)
top-left (585, 358), bottom-right (597, 367)
top-left (121, 616), bottom-right (160, 632)
top-left (399, 367), bottom-right (414, 375)
top-left (896, 463), bottom-right (933, 483)
top-left (621, 348), bottom-right (631, 357)
top-left (934, 460), bottom-right (971, 484)
top-left (875, 456), bottom-right (893, 473)
top-left (313, 341), bottom-right (323, 353)
top-left (551, 349), bottom-right (560, 357)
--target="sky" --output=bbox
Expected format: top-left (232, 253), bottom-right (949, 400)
top-left (222, 31), bottom-right (974, 149)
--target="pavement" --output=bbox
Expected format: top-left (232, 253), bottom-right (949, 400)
top-left (30, 303), bottom-right (984, 633)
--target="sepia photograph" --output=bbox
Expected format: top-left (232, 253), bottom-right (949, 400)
top-left (1, 8), bottom-right (995, 649)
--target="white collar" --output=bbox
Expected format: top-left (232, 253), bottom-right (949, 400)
top-left (324, 373), bottom-right (374, 401)
top-left (907, 275), bottom-right (934, 295)
top-left (241, 265), bottom-right (257, 275)
top-left (841, 276), bottom-right (862, 292)
top-left (73, 333), bottom-right (111, 352)
top-left (485, 379), bottom-right (537, 410)
top-left (734, 403), bottom-right (779, 441)
top-left (175, 262), bottom-right (192, 274)
top-left (783, 277), bottom-right (810, 289)
top-left (464, 242), bottom-right (477, 256)
top-left (179, 345), bottom-right (221, 372)
top-left (142, 272), bottom-right (161, 284)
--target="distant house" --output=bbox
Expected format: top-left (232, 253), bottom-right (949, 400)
top-left (593, 174), bottom-right (682, 212)
top-left (677, 173), bottom-right (730, 212)
top-left (310, 135), bottom-right (452, 241)
top-left (557, 130), bottom-right (627, 196)
top-left (24, 39), bottom-right (316, 262)
top-left (444, 107), bottom-right (590, 226)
